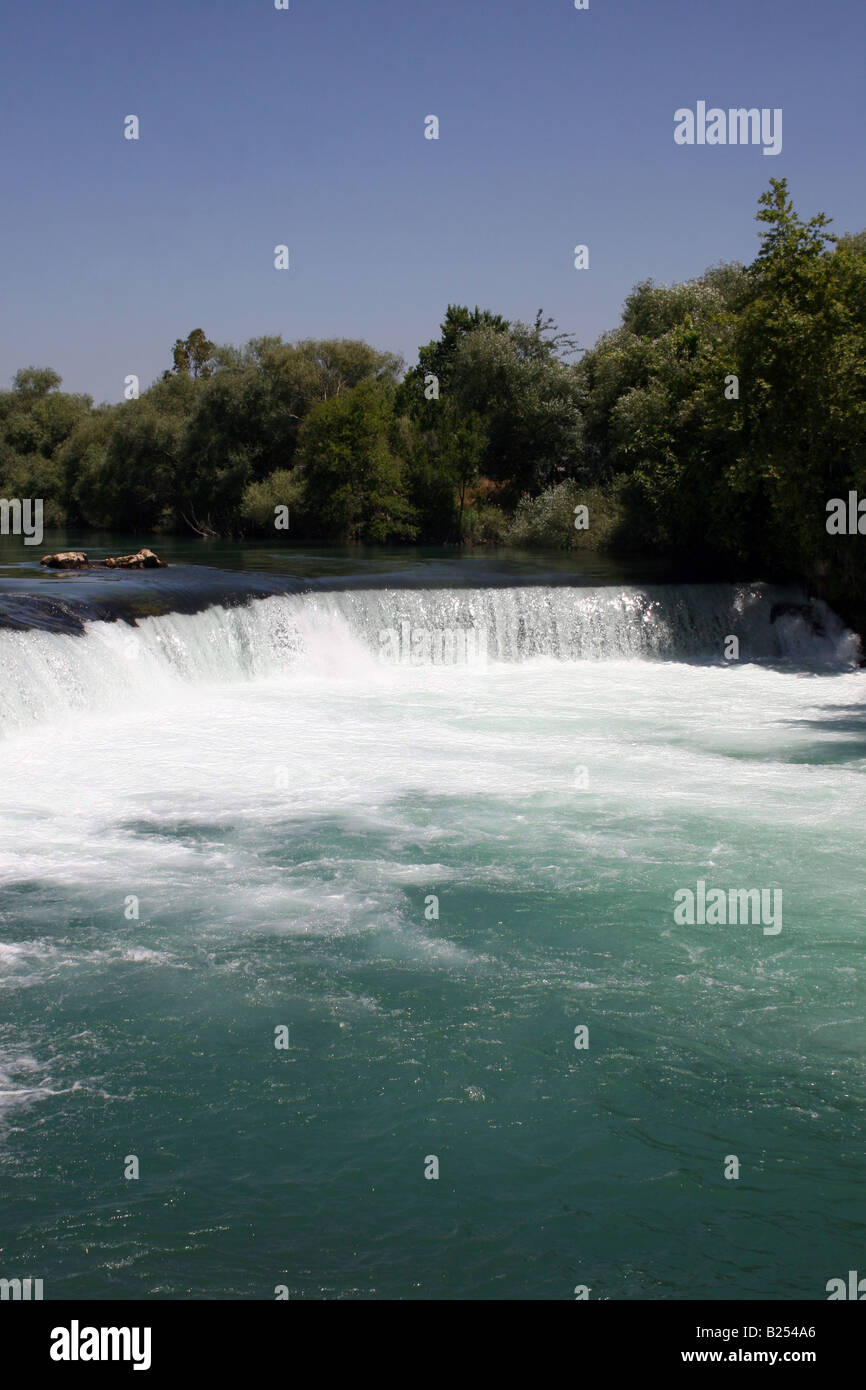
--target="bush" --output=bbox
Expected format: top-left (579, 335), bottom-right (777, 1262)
top-left (460, 501), bottom-right (509, 544)
top-left (239, 470), bottom-right (304, 535)
top-left (506, 481), bottom-right (622, 551)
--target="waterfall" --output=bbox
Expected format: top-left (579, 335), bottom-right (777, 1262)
top-left (0, 582), bottom-right (857, 733)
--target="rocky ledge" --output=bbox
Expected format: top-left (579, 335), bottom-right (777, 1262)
top-left (40, 549), bottom-right (168, 570)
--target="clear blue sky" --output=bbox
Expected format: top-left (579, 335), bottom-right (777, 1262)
top-left (1, 0), bottom-right (863, 404)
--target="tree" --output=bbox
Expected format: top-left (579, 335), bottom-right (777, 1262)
top-left (73, 401), bottom-right (184, 532)
top-left (293, 380), bottom-right (417, 543)
top-left (0, 370), bottom-right (93, 527)
top-left (576, 269), bottom-right (745, 560)
top-left (735, 179), bottom-right (866, 586)
top-left (13, 366), bottom-right (62, 397)
top-left (172, 336), bottom-right (404, 535)
top-left (61, 407), bottom-right (118, 524)
top-left (171, 328), bottom-right (217, 379)
top-left (432, 405), bottom-right (488, 538)
top-left (448, 313), bottom-right (585, 499)
top-left (397, 305), bottom-right (510, 427)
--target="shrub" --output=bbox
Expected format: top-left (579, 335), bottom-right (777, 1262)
top-left (239, 470), bottom-right (304, 534)
top-left (506, 480), bottom-right (622, 551)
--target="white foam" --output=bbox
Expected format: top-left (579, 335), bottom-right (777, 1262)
top-left (0, 583), bottom-right (856, 734)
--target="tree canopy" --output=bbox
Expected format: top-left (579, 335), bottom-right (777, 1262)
top-left (2, 181), bottom-right (864, 626)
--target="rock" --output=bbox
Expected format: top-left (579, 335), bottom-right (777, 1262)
top-left (96, 549), bottom-right (167, 569)
top-left (40, 548), bottom-right (167, 570)
top-left (40, 551), bottom-right (90, 569)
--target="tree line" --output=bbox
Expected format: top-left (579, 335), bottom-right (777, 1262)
top-left (2, 179), bottom-right (864, 620)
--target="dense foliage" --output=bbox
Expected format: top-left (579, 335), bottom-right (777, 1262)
top-left (2, 181), bottom-right (864, 616)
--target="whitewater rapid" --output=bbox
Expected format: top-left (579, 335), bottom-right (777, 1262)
top-left (1, 579), bottom-right (864, 1298)
top-left (0, 582), bottom-right (857, 733)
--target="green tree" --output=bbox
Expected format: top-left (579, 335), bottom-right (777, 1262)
top-left (12, 366), bottom-right (63, 398)
top-left (0, 369), bottom-right (93, 527)
top-left (73, 401), bottom-right (185, 532)
top-left (735, 178), bottom-right (866, 589)
top-left (577, 269), bottom-right (745, 560)
top-left (293, 380), bottom-right (417, 543)
top-left (397, 305), bottom-right (510, 428)
top-left (449, 313), bottom-right (584, 500)
top-left (436, 405), bottom-right (488, 537)
top-left (171, 328), bottom-right (217, 379)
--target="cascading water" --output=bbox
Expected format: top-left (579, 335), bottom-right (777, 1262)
top-left (1, 571), bottom-right (864, 1300)
top-left (0, 582), bottom-right (857, 733)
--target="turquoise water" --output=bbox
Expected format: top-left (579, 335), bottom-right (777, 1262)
top-left (1, 559), bottom-right (864, 1299)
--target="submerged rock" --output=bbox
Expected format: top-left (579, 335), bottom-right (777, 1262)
top-left (40, 548), bottom-right (167, 571)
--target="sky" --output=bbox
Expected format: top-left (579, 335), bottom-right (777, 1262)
top-left (1, 0), bottom-right (863, 404)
